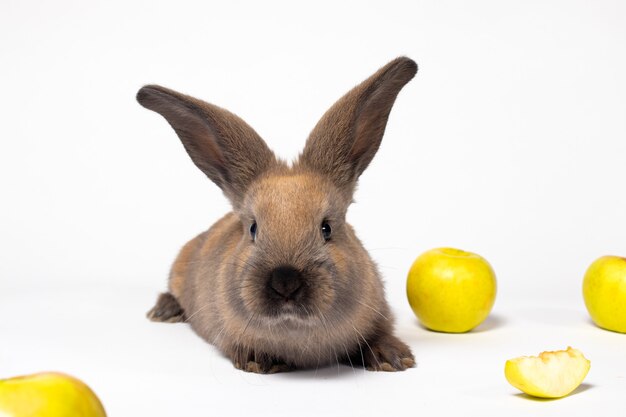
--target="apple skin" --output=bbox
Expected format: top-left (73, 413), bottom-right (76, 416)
top-left (0, 372), bottom-right (106, 417)
top-left (583, 255), bottom-right (626, 333)
top-left (406, 247), bottom-right (497, 333)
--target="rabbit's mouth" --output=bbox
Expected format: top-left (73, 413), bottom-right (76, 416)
top-left (263, 299), bottom-right (315, 324)
top-left (264, 310), bottom-right (316, 327)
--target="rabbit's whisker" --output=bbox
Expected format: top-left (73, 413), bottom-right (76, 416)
top-left (355, 299), bottom-right (389, 321)
top-left (184, 303), bottom-right (212, 322)
top-left (352, 325), bottom-right (366, 373)
top-left (351, 324), bottom-right (381, 370)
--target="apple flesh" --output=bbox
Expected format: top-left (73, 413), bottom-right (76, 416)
top-left (583, 255), bottom-right (626, 333)
top-left (406, 247), bottom-right (497, 333)
top-left (0, 372), bottom-right (106, 417)
top-left (505, 347), bottom-right (590, 398)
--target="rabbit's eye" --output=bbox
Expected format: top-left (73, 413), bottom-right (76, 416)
top-left (321, 221), bottom-right (331, 241)
top-left (250, 221), bottom-right (257, 241)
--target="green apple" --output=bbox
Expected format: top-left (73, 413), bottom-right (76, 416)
top-left (583, 255), bottom-right (626, 333)
top-left (0, 372), bottom-right (106, 417)
top-left (505, 347), bottom-right (590, 398)
top-left (406, 247), bottom-right (497, 333)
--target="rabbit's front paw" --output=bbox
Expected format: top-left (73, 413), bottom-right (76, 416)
top-left (232, 349), bottom-right (292, 374)
top-left (362, 334), bottom-right (415, 372)
top-left (147, 292), bottom-right (185, 323)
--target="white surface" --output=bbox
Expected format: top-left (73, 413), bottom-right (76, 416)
top-left (1, 0), bottom-right (626, 416)
top-left (1, 285), bottom-right (624, 417)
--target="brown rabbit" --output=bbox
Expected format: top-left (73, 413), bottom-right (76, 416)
top-left (137, 57), bottom-right (417, 373)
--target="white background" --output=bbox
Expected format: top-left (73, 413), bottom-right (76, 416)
top-left (1, 0), bottom-right (625, 416)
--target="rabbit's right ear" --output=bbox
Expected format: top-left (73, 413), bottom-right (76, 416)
top-left (137, 85), bottom-right (277, 207)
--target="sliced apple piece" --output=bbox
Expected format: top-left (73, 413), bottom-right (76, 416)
top-left (505, 347), bottom-right (590, 398)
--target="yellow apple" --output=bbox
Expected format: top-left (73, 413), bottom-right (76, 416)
top-left (582, 255), bottom-right (626, 333)
top-left (406, 247), bottom-right (496, 333)
top-left (505, 347), bottom-right (591, 398)
top-left (0, 372), bottom-right (106, 417)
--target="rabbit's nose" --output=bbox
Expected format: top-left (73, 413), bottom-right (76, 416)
top-left (269, 266), bottom-right (303, 300)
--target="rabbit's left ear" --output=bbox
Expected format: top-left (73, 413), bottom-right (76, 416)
top-left (299, 57), bottom-right (417, 194)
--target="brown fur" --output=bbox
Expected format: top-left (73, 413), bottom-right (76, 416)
top-left (138, 57), bottom-right (418, 373)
